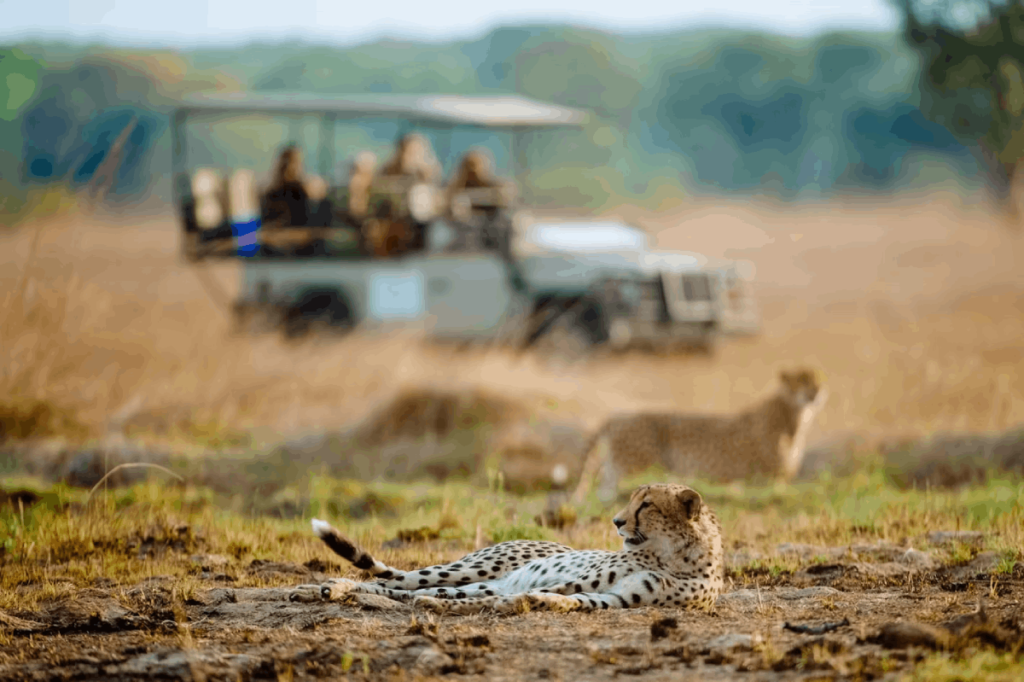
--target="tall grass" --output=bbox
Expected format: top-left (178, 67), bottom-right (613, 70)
top-left (2, 193), bottom-right (1023, 456)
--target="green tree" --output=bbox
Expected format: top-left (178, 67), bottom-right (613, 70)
top-left (0, 49), bottom-right (45, 216)
top-left (893, 0), bottom-right (1024, 210)
top-left (0, 48), bottom-right (42, 123)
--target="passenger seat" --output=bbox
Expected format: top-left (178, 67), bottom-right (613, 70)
top-left (191, 168), bottom-right (227, 229)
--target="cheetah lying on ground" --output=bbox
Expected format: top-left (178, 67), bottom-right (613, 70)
top-left (291, 483), bottom-right (724, 615)
top-left (571, 368), bottom-right (829, 505)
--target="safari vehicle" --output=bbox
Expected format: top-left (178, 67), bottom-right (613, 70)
top-left (171, 92), bottom-right (760, 354)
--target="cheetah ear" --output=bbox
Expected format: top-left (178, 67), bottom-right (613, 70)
top-left (677, 489), bottom-right (702, 521)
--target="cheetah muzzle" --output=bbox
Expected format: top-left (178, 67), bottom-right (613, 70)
top-left (290, 483), bottom-right (724, 615)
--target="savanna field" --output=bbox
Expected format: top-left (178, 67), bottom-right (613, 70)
top-left (2, 189), bottom-right (1024, 680)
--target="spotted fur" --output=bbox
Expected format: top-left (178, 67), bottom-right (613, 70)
top-left (291, 483), bottom-right (724, 615)
top-left (571, 369), bottom-right (828, 505)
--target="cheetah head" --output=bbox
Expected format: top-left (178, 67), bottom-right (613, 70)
top-left (611, 483), bottom-right (713, 555)
top-left (779, 368), bottom-right (822, 409)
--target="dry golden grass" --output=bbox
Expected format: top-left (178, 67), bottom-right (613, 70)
top-left (902, 652), bottom-right (1024, 682)
top-left (3, 191), bottom-right (1023, 462)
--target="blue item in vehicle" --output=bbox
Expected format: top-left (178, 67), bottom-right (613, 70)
top-left (232, 214), bottom-right (261, 256)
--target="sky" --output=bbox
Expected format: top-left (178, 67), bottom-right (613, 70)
top-left (1, 0), bottom-right (903, 47)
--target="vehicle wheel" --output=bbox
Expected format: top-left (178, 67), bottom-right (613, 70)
top-left (493, 294), bottom-right (533, 348)
top-left (230, 306), bottom-right (250, 336)
top-left (183, 231), bottom-right (200, 262)
top-left (233, 307), bottom-right (278, 336)
top-left (283, 310), bottom-right (311, 340)
top-left (694, 336), bottom-right (717, 356)
top-left (282, 290), bottom-right (353, 341)
top-left (533, 311), bottom-right (593, 368)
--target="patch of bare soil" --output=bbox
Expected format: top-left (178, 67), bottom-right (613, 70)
top-left (3, 548), bottom-right (1022, 681)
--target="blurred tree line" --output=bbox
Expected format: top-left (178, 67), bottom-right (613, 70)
top-left (893, 0), bottom-right (1024, 212)
top-left (4, 15), bottom-right (1022, 214)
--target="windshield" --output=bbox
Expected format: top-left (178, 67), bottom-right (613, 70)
top-left (520, 221), bottom-right (650, 253)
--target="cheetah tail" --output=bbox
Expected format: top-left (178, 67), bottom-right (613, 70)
top-left (311, 519), bottom-right (402, 578)
top-left (569, 427), bottom-right (609, 505)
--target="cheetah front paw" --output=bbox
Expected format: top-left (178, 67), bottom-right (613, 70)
top-left (531, 593), bottom-right (579, 613)
top-left (288, 584), bottom-right (324, 603)
top-left (320, 578), bottom-right (358, 601)
top-left (412, 595), bottom-right (448, 614)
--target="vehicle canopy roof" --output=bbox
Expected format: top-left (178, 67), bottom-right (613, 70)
top-left (176, 92), bottom-right (589, 129)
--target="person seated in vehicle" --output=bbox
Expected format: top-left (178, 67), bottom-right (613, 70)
top-left (346, 150), bottom-right (378, 221)
top-left (262, 144), bottom-right (327, 227)
top-left (371, 134), bottom-right (442, 255)
top-left (342, 150), bottom-right (379, 256)
top-left (446, 147), bottom-right (512, 221)
top-left (379, 133), bottom-right (441, 183)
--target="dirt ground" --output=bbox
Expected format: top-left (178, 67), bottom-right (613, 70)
top-left (2, 537), bottom-right (1023, 681)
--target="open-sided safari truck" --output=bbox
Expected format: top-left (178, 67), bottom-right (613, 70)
top-left (171, 92), bottom-right (760, 352)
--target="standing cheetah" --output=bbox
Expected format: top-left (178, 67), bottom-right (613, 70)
top-left (571, 368), bottom-right (829, 505)
top-left (292, 483), bottom-right (724, 615)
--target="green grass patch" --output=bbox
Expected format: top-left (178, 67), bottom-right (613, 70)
top-left (2, 464), bottom-right (1022, 617)
top-left (901, 652), bottom-right (1024, 682)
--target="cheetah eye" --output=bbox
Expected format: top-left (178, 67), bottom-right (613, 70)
top-left (632, 500), bottom-right (651, 528)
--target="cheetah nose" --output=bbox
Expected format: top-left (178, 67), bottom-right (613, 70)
top-left (613, 518), bottom-right (626, 528)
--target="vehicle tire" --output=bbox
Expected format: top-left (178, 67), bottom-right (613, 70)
top-left (693, 336), bottom-right (717, 356)
top-left (229, 305), bottom-right (250, 336)
top-left (233, 306), bottom-right (279, 337)
top-left (533, 308), bottom-right (594, 368)
top-left (283, 309), bottom-right (311, 340)
top-left (282, 289), bottom-right (352, 340)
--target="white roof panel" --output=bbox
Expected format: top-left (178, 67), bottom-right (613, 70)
top-left (179, 92), bottom-right (588, 128)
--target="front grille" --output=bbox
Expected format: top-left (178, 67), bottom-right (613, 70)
top-left (681, 274), bottom-right (712, 302)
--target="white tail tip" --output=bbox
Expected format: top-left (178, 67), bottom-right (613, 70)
top-left (311, 519), bottom-right (332, 538)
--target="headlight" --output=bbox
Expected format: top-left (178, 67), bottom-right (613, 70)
top-left (409, 183), bottom-right (438, 223)
top-left (609, 320), bottom-right (631, 349)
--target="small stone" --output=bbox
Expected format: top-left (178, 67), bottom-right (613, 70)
top-left (715, 589), bottom-right (761, 606)
top-left (413, 645), bottom-right (453, 674)
top-left (967, 551), bottom-right (1001, 573)
top-left (650, 617), bottom-right (678, 641)
top-left (927, 531), bottom-right (985, 546)
top-left (349, 593), bottom-right (410, 612)
top-left (190, 554), bottom-right (229, 568)
top-left (707, 633), bottom-right (761, 654)
top-left (203, 588), bottom-right (238, 605)
top-left (726, 549), bottom-right (765, 567)
top-left (779, 587), bottom-right (841, 600)
top-left (871, 622), bottom-right (953, 650)
top-left (776, 543), bottom-right (826, 558)
top-left (851, 562), bottom-right (917, 578)
top-left (900, 548), bottom-right (935, 569)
